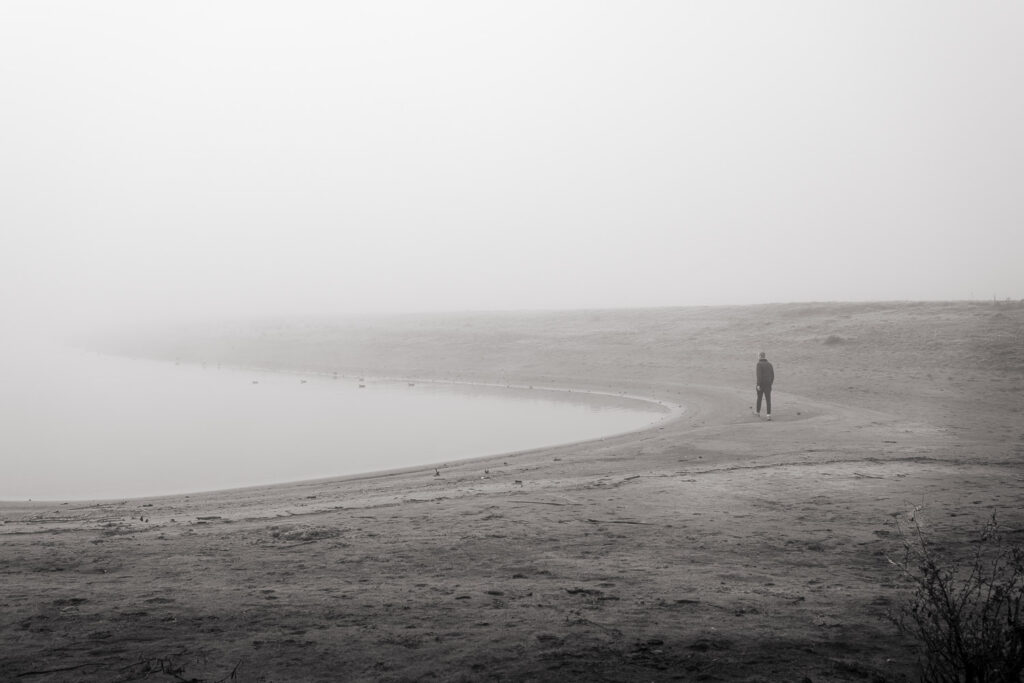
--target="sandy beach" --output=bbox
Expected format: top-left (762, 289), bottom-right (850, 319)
top-left (3, 301), bottom-right (1023, 682)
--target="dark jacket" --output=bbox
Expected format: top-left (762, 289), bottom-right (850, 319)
top-left (756, 359), bottom-right (774, 388)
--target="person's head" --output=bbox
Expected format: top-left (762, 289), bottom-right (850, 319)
top-left (759, 351), bottom-right (766, 360)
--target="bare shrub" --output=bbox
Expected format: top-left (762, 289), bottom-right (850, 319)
top-left (823, 334), bottom-right (845, 345)
top-left (888, 513), bottom-right (1024, 682)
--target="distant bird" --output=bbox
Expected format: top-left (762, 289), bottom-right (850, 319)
top-left (300, 379), bottom-right (307, 384)
top-left (252, 380), bottom-right (259, 384)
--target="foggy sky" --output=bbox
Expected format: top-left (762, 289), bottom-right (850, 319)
top-left (2, 2), bottom-right (1022, 334)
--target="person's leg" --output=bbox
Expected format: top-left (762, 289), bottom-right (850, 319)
top-left (765, 387), bottom-right (772, 416)
top-left (755, 388), bottom-right (764, 414)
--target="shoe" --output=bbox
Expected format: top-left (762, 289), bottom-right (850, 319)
top-left (766, 414), bottom-right (772, 421)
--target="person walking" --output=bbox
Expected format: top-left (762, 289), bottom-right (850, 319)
top-left (754, 351), bottom-right (774, 420)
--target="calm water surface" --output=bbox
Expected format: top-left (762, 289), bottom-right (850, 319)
top-left (1, 342), bottom-right (672, 500)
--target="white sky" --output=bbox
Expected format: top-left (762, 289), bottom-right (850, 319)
top-left (2, 2), bottom-right (1022, 332)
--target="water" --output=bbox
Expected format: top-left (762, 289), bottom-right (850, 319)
top-left (0, 341), bottom-right (673, 501)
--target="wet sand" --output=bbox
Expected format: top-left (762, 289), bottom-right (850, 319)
top-left (3, 301), bottom-right (1023, 681)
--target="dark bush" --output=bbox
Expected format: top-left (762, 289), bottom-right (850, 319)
top-left (888, 513), bottom-right (1024, 682)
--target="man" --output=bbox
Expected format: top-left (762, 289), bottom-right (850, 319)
top-left (754, 351), bottom-right (774, 420)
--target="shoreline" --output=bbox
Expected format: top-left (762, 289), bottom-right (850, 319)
top-left (0, 381), bottom-right (686, 513)
top-left (2, 353), bottom-right (682, 505)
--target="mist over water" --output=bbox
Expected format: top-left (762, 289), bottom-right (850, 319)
top-left (0, 342), bottom-right (669, 501)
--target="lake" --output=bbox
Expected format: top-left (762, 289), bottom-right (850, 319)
top-left (0, 340), bottom-right (674, 501)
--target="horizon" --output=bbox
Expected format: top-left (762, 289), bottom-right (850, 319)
top-left (64, 297), bottom-right (1022, 346)
top-left (37, 296), bottom-right (1024, 344)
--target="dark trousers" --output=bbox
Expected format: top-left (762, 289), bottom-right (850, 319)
top-left (756, 386), bottom-right (772, 414)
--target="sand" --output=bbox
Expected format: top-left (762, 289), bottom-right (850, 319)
top-left (2, 301), bottom-right (1023, 682)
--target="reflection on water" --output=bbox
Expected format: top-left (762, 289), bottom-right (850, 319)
top-left (0, 342), bottom-right (670, 500)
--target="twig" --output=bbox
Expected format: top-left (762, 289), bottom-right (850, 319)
top-left (571, 617), bottom-right (623, 636)
top-left (510, 500), bottom-right (571, 506)
top-left (586, 518), bottom-right (653, 525)
top-left (18, 663), bottom-right (94, 677)
top-left (214, 659), bottom-right (243, 683)
top-left (276, 540), bottom-right (318, 549)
